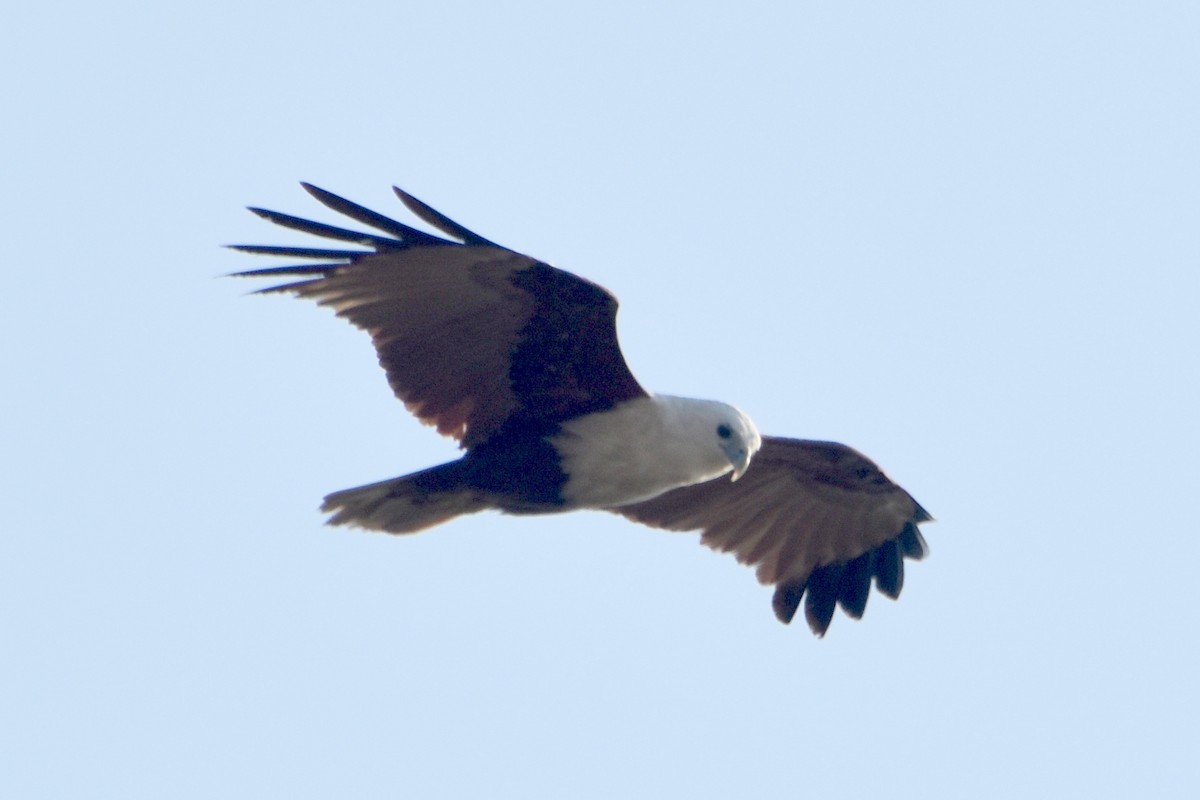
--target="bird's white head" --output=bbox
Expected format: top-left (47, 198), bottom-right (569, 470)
top-left (714, 404), bottom-right (762, 480)
top-left (656, 396), bottom-right (763, 481)
top-left (553, 394), bottom-right (764, 508)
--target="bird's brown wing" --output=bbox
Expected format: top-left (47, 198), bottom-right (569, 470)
top-left (612, 436), bottom-right (932, 635)
top-left (232, 184), bottom-right (647, 447)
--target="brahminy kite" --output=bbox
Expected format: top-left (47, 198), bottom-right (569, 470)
top-left (232, 184), bottom-right (932, 635)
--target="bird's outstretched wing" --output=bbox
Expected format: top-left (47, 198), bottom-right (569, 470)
top-left (612, 436), bottom-right (931, 635)
top-left (231, 184), bottom-right (647, 447)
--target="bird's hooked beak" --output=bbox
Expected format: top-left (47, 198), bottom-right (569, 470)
top-left (722, 441), bottom-right (753, 482)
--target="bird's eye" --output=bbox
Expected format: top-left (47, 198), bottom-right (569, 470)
top-left (717, 424), bottom-right (732, 439)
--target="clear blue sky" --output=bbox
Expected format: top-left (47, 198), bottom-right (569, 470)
top-left (4, 2), bottom-right (1197, 797)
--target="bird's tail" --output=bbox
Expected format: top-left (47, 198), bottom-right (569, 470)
top-left (321, 461), bottom-right (488, 534)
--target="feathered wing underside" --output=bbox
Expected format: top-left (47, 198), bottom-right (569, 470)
top-left (612, 437), bottom-right (931, 636)
top-left (230, 184), bottom-right (647, 446)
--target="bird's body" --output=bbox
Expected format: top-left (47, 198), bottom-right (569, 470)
top-left (233, 183), bottom-right (932, 635)
top-left (323, 394), bottom-right (758, 532)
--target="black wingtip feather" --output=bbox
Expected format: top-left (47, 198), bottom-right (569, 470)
top-left (227, 244), bottom-right (367, 260)
top-left (873, 540), bottom-right (905, 599)
top-left (392, 186), bottom-right (498, 247)
top-left (245, 206), bottom-right (404, 249)
top-left (803, 564), bottom-right (844, 637)
top-left (772, 581), bottom-right (805, 624)
top-left (227, 263), bottom-right (348, 279)
top-left (837, 551), bottom-right (874, 619)
top-left (898, 521), bottom-right (929, 559)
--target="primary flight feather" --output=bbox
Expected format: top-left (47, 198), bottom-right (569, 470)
top-left (232, 183), bottom-right (932, 636)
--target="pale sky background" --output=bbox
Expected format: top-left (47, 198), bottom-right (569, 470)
top-left (3, 2), bottom-right (1197, 797)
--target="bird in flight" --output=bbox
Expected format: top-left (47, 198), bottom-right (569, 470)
top-left (232, 183), bottom-right (932, 635)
